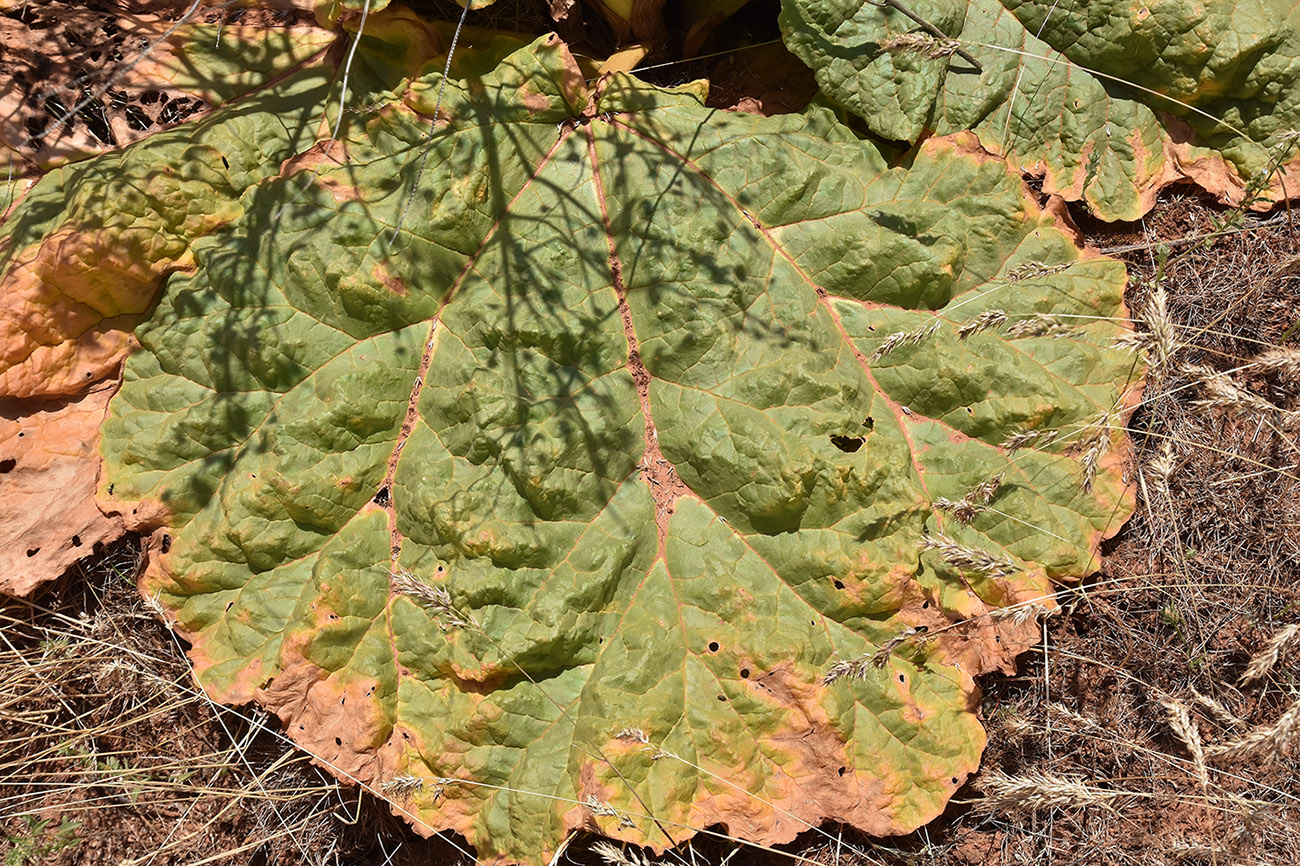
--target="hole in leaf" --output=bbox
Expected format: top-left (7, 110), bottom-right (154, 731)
top-left (898, 674), bottom-right (905, 683)
top-left (717, 694), bottom-right (726, 701)
top-left (160, 535), bottom-right (172, 553)
top-left (221, 155), bottom-right (229, 169)
top-left (922, 600), bottom-right (930, 609)
top-left (708, 641), bottom-right (719, 652)
top-left (833, 579), bottom-right (845, 589)
top-left (830, 435), bottom-right (864, 453)
top-left (335, 737), bottom-right (342, 746)
top-left (124, 105), bottom-right (152, 131)
top-left (373, 486), bottom-right (391, 507)
top-left (26, 548), bottom-right (39, 557)
top-left (951, 777), bottom-right (960, 785)
top-left (0, 458), bottom-right (15, 473)
top-left (71, 535), bottom-right (81, 547)
top-left (862, 417), bottom-right (875, 430)
top-left (838, 766), bottom-right (846, 776)
top-left (740, 668), bottom-right (750, 678)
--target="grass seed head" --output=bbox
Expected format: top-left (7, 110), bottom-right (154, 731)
top-left (936, 474), bottom-right (1004, 523)
top-left (1239, 623), bottom-right (1300, 686)
top-left (1206, 699), bottom-right (1300, 764)
top-left (976, 770), bottom-right (1122, 815)
top-left (1006, 261), bottom-right (1072, 282)
top-left (592, 840), bottom-right (659, 866)
top-left (920, 533), bottom-right (1019, 578)
top-left (871, 321), bottom-right (940, 362)
top-left (957, 309), bottom-right (1007, 339)
top-left (1002, 427), bottom-right (1061, 453)
top-left (390, 568), bottom-right (479, 630)
top-left (1162, 700), bottom-right (1208, 789)
top-left (1005, 313), bottom-right (1083, 339)
top-left (990, 601), bottom-right (1051, 626)
top-left (381, 774), bottom-right (425, 798)
top-left (879, 31), bottom-right (962, 59)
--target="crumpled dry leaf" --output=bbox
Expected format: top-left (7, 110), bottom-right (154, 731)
top-left (0, 383), bottom-right (124, 596)
top-left (0, 13), bottom-right (337, 595)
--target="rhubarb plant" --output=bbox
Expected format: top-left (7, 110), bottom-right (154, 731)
top-left (1, 10), bottom-right (1140, 864)
top-left (780, 0), bottom-right (1300, 220)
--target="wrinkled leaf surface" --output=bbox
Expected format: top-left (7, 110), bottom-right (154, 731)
top-left (780, 0), bottom-right (1300, 220)
top-left (4, 25), bottom-right (1137, 864)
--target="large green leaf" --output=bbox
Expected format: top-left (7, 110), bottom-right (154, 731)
top-left (780, 0), bottom-right (1300, 220)
top-left (2, 21), bottom-right (1137, 864)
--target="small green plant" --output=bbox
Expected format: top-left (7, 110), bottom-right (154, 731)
top-left (4, 817), bottom-right (81, 866)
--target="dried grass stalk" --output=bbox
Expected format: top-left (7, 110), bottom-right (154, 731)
top-left (1002, 428), bottom-right (1060, 453)
top-left (1163, 700), bottom-right (1209, 789)
top-left (591, 841), bottom-right (659, 866)
top-left (879, 31), bottom-right (961, 59)
top-left (1005, 313), bottom-right (1083, 339)
top-left (1239, 623), bottom-right (1300, 686)
top-left (976, 770), bottom-right (1122, 814)
top-left (920, 534), bottom-right (1019, 578)
top-left (934, 475), bottom-right (1003, 523)
top-left (1206, 699), bottom-right (1300, 764)
top-left (390, 568), bottom-right (479, 630)
top-left (1006, 261), bottom-right (1072, 282)
top-left (956, 309), bottom-right (1007, 339)
top-left (871, 321), bottom-right (940, 362)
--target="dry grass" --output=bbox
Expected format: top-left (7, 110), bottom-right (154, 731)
top-left (7, 195), bottom-right (1300, 866)
top-left (936, 193), bottom-right (1300, 865)
top-left (5, 0), bottom-right (1300, 859)
top-left (0, 543), bottom-right (469, 866)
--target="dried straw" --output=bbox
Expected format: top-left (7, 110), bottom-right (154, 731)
top-left (879, 31), bottom-right (962, 59)
top-left (1206, 699), bottom-right (1300, 764)
top-left (920, 534), bottom-right (1019, 578)
top-left (956, 309), bottom-right (1007, 339)
top-left (976, 770), bottom-right (1123, 814)
top-left (1239, 623), bottom-right (1300, 686)
top-left (871, 321), bottom-right (940, 362)
top-left (1162, 700), bottom-right (1209, 789)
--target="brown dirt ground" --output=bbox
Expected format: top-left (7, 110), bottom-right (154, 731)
top-left (5, 0), bottom-right (1300, 863)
